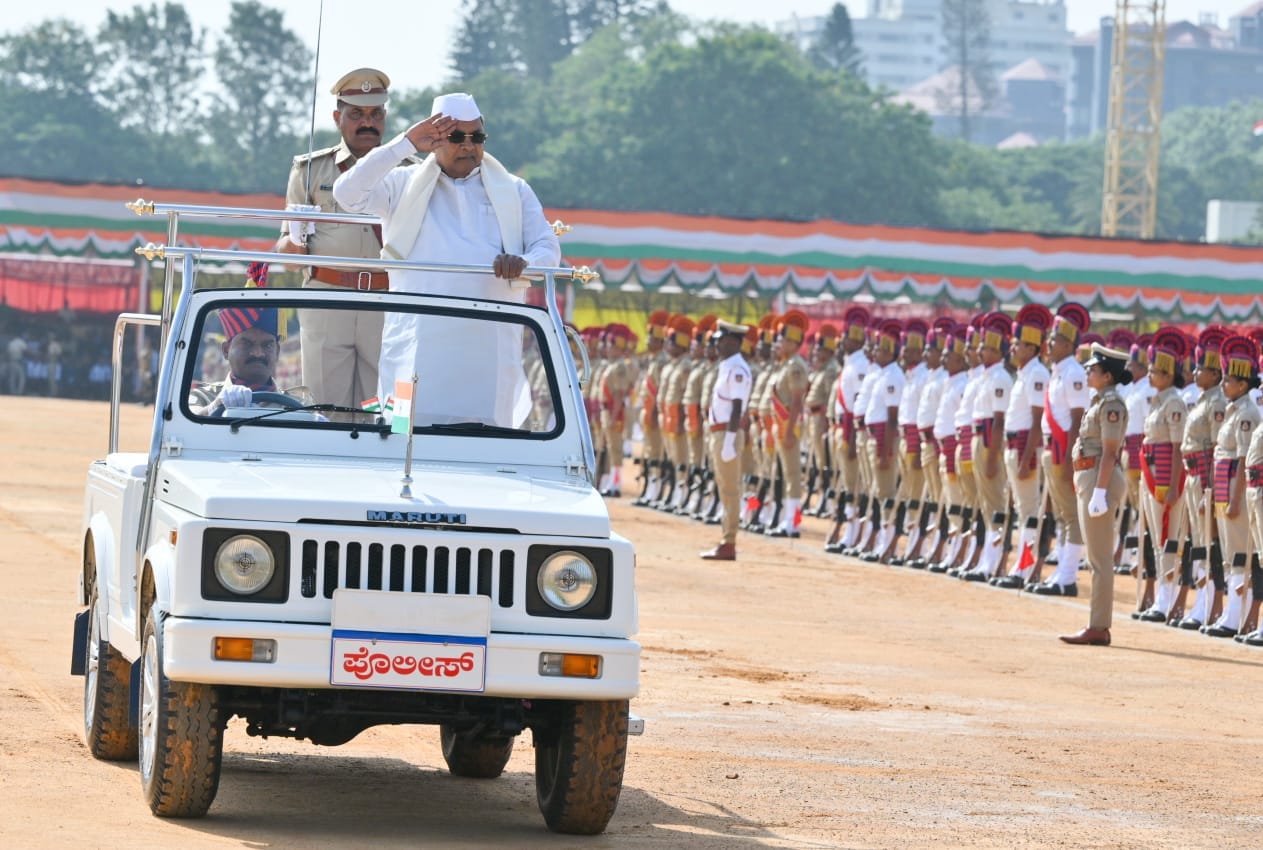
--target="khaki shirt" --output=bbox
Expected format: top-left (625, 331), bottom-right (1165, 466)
top-left (1074, 385), bottom-right (1127, 460)
top-left (682, 358), bottom-right (709, 407)
top-left (806, 360), bottom-right (840, 411)
top-left (285, 140), bottom-right (418, 273)
top-left (773, 355), bottom-right (810, 408)
top-left (1214, 394), bottom-right (1260, 462)
top-left (1182, 384), bottom-right (1227, 455)
top-left (662, 355), bottom-right (692, 406)
top-left (1143, 386), bottom-right (1187, 446)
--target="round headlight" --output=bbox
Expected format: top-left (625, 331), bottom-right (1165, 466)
top-left (214, 535), bottom-right (275, 595)
top-left (536, 551), bottom-right (597, 611)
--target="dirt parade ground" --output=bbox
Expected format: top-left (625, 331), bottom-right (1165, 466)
top-left (2, 396), bottom-right (1263, 849)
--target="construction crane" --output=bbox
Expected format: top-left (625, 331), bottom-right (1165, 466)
top-left (1101, 0), bottom-right (1166, 240)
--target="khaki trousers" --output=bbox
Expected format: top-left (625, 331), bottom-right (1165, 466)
top-left (921, 440), bottom-right (942, 505)
top-left (1076, 463), bottom-right (1128, 630)
top-left (1043, 455), bottom-right (1083, 546)
top-left (972, 435), bottom-right (1007, 527)
top-left (708, 430), bottom-right (745, 545)
top-left (898, 449), bottom-right (924, 505)
top-left (601, 412), bottom-right (625, 471)
top-left (298, 289), bottom-right (383, 409)
top-left (1140, 482), bottom-right (1188, 585)
top-left (779, 431), bottom-right (804, 500)
top-left (1005, 448), bottom-right (1041, 523)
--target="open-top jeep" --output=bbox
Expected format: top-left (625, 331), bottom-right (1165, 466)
top-left (71, 201), bottom-right (640, 834)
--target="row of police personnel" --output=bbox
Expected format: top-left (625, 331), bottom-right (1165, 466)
top-left (605, 303), bottom-right (1263, 648)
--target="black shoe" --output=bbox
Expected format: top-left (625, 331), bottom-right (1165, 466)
top-left (927, 562), bottom-right (949, 574)
top-left (888, 556), bottom-right (906, 566)
top-left (824, 540), bottom-right (845, 554)
top-left (1029, 581), bottom-right (1077, 597)
top-left (745, 523), bottom-right (765, 534)
top-left (859, 550), bottom-right (880, 562)
top-left (704, 516), bottom-right (721, 525)
top-left (1138, 608), bottom-right (1167, 623)
top-left (961, 570), bottom-right (989, 582)
top-left (1203, 624), bottom-right (1237, 638)
top-left (992, 575), bottom-right (1024, 590)
top-left (1178, 617), bottom-right (1203, 631)
top-left (1244, 631), bottom-right (1263, 647)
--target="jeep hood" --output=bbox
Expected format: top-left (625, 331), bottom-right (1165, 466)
top-left (156, 458), bottom-right (610, 538)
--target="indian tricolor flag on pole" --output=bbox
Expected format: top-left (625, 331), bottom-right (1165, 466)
top-left (390, 379), bottom-right (414, 434)
top-left (1254, 119), bottom-right (1263, 137)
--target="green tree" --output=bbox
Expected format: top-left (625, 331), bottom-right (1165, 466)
top-left (209, 1), bottom-right (312, 191)
top-left (450, 0), bottom-right (515, 81)
top-left (940, 0), bottom-right (996, 143)
top-left (808, 3), bottom-right (862, 76)
top-left (0, 20), bottom-right (152, 184)
top-left (99, 3), bottom-right (206, 138)
top-left (526, 26), bottom-right (941, 225)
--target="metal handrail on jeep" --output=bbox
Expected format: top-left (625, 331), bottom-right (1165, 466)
top-left (118, 200), bottom-right (601, 584)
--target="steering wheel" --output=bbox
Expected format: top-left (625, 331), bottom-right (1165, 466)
top-left (210, 391), bottom-right (304, 418)
top-left (251, 391), bottom-right (305, 409)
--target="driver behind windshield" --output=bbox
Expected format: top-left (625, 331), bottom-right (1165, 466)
top-left (189, 306), bottom-right (289, 415)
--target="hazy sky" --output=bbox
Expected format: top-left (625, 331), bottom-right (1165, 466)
top-left (3, 0), bottom-right (1255, 107)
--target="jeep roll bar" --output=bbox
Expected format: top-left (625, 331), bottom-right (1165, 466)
top-left (121, 200), bottom-right (600, 572)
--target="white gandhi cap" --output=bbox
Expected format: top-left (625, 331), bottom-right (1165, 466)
top-left (431, 92), bottom-right (482, 121)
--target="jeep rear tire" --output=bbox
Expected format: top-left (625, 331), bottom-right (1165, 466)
top-left (534, 699), bottom-right (628, 835)
top-left (83, 586), bottom-right (138, 760)
top-left (139, 605), bottom-right (224, 818)
top-left (439, 724), bottom-right (514, 778)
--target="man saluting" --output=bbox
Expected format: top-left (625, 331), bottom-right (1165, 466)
top-left (333, 93), bottom-right (561, 428)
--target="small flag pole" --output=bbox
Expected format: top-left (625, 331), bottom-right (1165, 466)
top-left (400, 374), bottom-right (419, 498)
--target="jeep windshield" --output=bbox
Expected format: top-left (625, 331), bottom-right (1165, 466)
top-left (182, 296), bottom-right (565, 438)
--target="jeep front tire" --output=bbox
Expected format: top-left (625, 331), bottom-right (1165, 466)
top-left (534, 699), bottom-right (628, 835)
top-left (139, 604), bottom-right (224, 817)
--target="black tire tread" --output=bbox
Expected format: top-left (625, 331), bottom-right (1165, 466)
top-left (440, 724), bottom-right (514, 778)
top-left (535, 699), bottom-right (628, 835)
top-left (142, 611), bottom-right (224, 818)
top-left (84, 592), bottom-right (138, 760)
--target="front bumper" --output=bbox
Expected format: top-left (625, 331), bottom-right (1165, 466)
top-left (161, 617), bottom-right (640, 699)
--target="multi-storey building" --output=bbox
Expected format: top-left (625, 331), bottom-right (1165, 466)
top-left (777, 1), bottom-right (1071, 93)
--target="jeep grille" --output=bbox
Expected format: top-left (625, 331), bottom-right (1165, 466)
top-left (299, 540), bottom-right (515, 607)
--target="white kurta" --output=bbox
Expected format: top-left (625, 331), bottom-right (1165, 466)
top-left (333, 135), bottom-right (561, 427)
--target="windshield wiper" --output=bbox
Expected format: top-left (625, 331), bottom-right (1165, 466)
top-left (227, 404), bottom-right (387, 433)
top-left (421, 421), bottom-right (530, 437)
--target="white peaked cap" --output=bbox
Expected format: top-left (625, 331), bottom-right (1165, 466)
top-left (432, 92), bottom-right (482, 121)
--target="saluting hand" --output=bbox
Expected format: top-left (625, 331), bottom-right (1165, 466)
top-left (406, 113), bottom-right (458, 155)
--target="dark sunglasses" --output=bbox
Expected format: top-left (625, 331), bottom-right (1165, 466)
top-left (447, 130), bottom-right (488, 145)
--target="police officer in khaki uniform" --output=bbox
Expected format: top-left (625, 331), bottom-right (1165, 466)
top-left (657, 315), bottom-right (695, 511)
top-left (633, 311), bottom-right (671, 507)
top-left (278, 68), bottom-right (419, 411)
top-left (1176, 328), bottom-right (1230, 629)
top-left (1060, 343), bottom-right (1132, 646)
top-left (701, 321), bottom-right (753, 561)
top-left (805, 324), bottom-right (841, 515)
top-left (1135, 329), bottom-right (1190, 624)
top-left (767, 311), bottom-right (810, 537)
top-left (599, 324), bottom-right (637, 497)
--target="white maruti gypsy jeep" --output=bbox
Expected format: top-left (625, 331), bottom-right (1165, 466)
top-left (70, 202), bottom-right (641, 835)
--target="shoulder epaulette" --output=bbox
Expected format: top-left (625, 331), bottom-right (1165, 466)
top-left (292, 144), bottom-right (340, 165)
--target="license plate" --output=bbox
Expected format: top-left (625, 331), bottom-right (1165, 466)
top-left (329, 590), bottom-right (490, 692)
top-left (331, 629), bottom-right (487, 692)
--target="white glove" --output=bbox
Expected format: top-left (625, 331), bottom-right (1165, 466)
top-left (721, 431), bottom-right (738, 462)
top-left (285, 203), bottom-right (319, 247)
top-left (1088, 487), bottom-right (1109, 517)
top-left (217, 384), bottom-right (252, 410)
